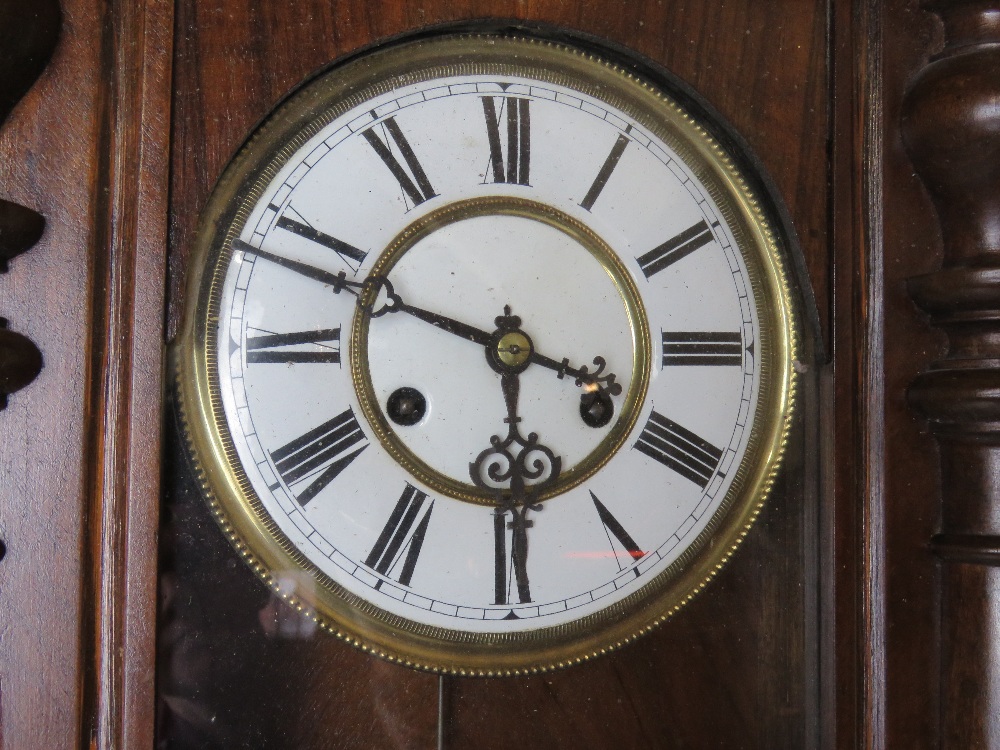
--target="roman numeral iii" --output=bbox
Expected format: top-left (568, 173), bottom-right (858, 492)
top-left (247, 327), bottom-right (341, 364)
top-left (634, 410), bottom-right (723, 489)
top-left (662, 331), bottom-right (742, 367)
top-left (481, 96), bottom-right (530, 185)
top-left (636, 220), bottom-right (714, 277)
top-left (362, 116), bottom-right (437, 207)
top-left (365, 484), bottom-right (434, 588)
top-left (270, 408), bottom-right (367, 506)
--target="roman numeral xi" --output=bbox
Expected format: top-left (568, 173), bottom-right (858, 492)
top-left (270, 408), bottom-right (367, 506)
top-left (634, 410), bottom-right (723, 489)
top-left (362, 116), bottom-right (437, 207)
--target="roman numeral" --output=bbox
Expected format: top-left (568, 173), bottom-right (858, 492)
top-left (270, 408), bottom-right (367, 506)
top-left (482, 96), bottom-right (530, 185)
top-left (636, 220), bottom-right (714, 278)
top-left (364, 484), bottom-right (433, 588)
top-left (634, 410), bottom-right (723, 489)
top-left (493, 507), bottom-right (533, 605)
top-left (590, 492), bottom-right (644, 574)
top-left (246, 327), bottom-right (340, 364)
top-left (579, 127), bottom-right (631, 211)
top-left (235, 239), bottom-right (353, 289)
top-left (275, 214), bottom-right (367, 270)
top-left (362, 116), bottom-right (437, 207)
top-left (662, 331), bottom-right (742, 367)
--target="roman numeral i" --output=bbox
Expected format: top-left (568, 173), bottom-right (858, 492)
top-left (270, 408), bottom-right (367, 506)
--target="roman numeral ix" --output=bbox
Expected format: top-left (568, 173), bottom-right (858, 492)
top-left (247, 327), bottom-right (341, 364)
top-left (270, 408), bottom-right (367, 506)
top-left (634, 410), bottom-right (723, 489)
top-left (636, 220), bottom-right (714, 278)
top-left (362, 116), bottom-right (437, 207)
top-left (482, 96), bottom-right (530, 185)
top-left (365, 484), bottom-right (434, 588)
top-left (662, 331), bottom-right (742, 367)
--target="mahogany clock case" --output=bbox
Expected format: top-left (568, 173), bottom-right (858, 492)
top-left (158, 20), bottom-right (822, 749)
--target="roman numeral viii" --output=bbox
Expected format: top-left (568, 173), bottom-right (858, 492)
top-left (634, 410), bottom-right (723, 489)
top-left (662, 331), bottom-right (742, 367)
top-left (482, 96), bottom-right (530, 185)
top-left (636, 220), bottom-right (714, 278)
top-left (365, 484), bottom-right (434, 588)
top-left (270, 408), bottom-right (367, 506)
top-left (362, 116), bottom-right (437, 208)
top-left (247, 327), bottom-right (341, 364)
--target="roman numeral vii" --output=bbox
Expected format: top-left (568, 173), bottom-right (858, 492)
top-left (365, 484), bottom-right (434, 588)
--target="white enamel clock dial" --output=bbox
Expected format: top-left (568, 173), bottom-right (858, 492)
top-left (179, 33), bottom-right (797, 673)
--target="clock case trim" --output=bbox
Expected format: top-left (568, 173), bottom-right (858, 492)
top-left (175, 26), bottom-right (808, 675)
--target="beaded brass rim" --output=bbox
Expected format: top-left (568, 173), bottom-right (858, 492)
top-left (351, 195), bottom-right (650, 506)
top-left (176, 31), bottom-right (798, 674)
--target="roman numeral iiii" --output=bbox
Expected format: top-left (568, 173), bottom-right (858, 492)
top-left (634, 410), bottom-right (723, 489)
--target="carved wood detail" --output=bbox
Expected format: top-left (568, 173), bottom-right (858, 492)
top-left (902, 0), bottom-right (1000, 745)
top-left (0, 1), bottom-right (59, 409)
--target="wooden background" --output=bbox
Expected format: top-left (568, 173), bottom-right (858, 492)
top-left (1, 0), bottom-right (985, 747)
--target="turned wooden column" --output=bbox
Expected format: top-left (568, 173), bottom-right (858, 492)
top-left (902, 1), bottom-right (1000, 746)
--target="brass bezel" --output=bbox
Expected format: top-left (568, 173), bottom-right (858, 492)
top-left (176, 32), bottom-right (798, 675)
top-left (351, 195), bottom-right (651, 506)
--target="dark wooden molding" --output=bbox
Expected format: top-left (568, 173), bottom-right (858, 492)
top-left (902, 0), bottom-right (1000, 745)
top-left (0, 1), bottom-right (59, 409)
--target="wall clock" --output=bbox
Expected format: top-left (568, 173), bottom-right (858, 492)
top-left (176, 27), bottom-right (798, 675)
